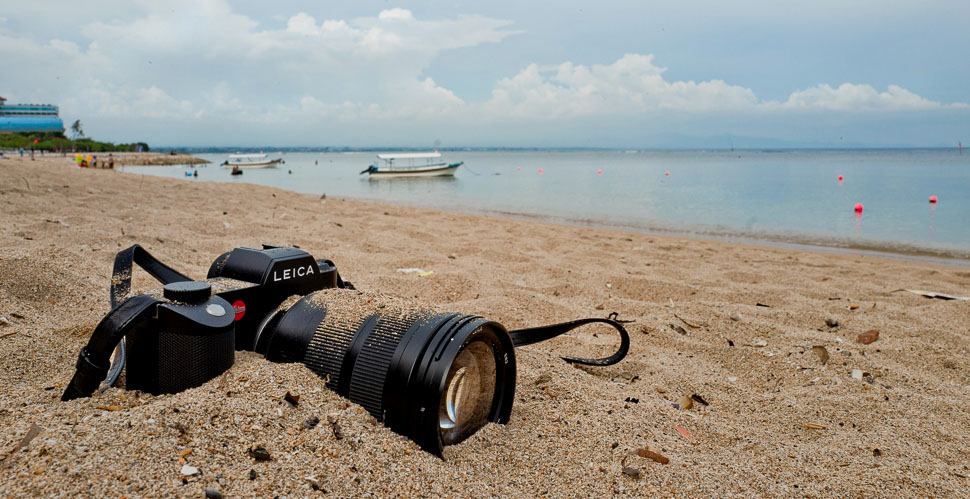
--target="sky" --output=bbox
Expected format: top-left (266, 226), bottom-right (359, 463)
top-left (1, 1), bottom-right (968, 148)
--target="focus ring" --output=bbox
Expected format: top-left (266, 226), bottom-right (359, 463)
top-left (347, 314), bottom-right (419, 418)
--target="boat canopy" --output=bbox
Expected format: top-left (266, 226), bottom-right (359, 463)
top-left (376, 152), bottom-right (441, 160)
top-left (229, 153), bottom-right (268, 159)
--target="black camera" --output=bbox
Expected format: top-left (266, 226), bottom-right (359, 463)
top-left (63, 244), bottom-right (629, 456)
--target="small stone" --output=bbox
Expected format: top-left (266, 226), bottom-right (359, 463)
top-left (812, 345), bottom-right (830, 365)
top-left (730, 314), bottom-right (742, 322)
top-left (856, 330), bottom-right (879, 345)
top-left (678, 395), bottom-right (694, 411)
top-left (204, 487), bottom-right (223, 499)
top-left (248, 469), bottom-right (258, 480)
top-left (180, 464), bottom-right (198, 476)
top-left (655, 387), bottom-right (666, 394)
top-left (303, 416), bottom-right (320, 429)
top-left (849, 303), bottom-right (860, 310)
top-left (825, 318), bottom-right (839, 328)
top-left (249, 445), bottom-right (271, 461)
top-left (852, 369), bottom-right (864, 380)
top-left (872, 448), bottom-right (882, 457)
top-left (750, 338), bottom-right (768, 347)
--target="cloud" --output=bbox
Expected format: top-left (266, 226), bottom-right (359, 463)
top-left (0, 1), bottom-right (964, 146)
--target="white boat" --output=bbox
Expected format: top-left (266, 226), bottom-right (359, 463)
top-left (221, 153), bottom-right (282, 169)
top-left (360, 152), bottom-right (462, 178)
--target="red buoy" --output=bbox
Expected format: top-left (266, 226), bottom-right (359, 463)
top-left (838, 175), bottom-right (843, 181)
top-left (516, 167), bottom-right (521, 171)
top-left (597, 169), bottom-right (602, 175)
top-left (665, 171), bottom-right (670, 176)
top-left (929, 195), bottom-right (938, 204)
top-left (854, 203), bottom-right (864, 213)
top-left (538, 168), bottom-right (544, 174)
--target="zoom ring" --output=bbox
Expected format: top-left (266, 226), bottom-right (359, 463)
top-left (304, 319), bottom-right (359, 390)
top-left (347, 314), bottom-right (419, 419)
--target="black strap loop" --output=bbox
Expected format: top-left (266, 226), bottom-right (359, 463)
top-left (62, 294), bottom-right (160, 400)
top-left (110, 245), bottom-right (192, 308)
top-left (508, 317), bottom-right (630, 366)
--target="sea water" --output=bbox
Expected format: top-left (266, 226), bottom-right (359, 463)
top-left (125, 149), bottom-right (970, 260)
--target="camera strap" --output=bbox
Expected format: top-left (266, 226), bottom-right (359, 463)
top-left (508, 317), bottom-right (630, 366)
top-left (62, 245), bottom-right (193, 400)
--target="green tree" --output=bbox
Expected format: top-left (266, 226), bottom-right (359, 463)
top-left (70, 120), bottom-right (84, 140)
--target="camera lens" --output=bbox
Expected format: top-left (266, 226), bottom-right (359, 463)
top-left (253, 289), bottom-right (515, 456)
top-left (438, 340), bottom-right (496, 445)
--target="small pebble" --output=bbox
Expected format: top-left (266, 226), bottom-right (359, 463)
top-left (730, 314), bottom-right (742, 322)
top-left (248, 469), bottom-right (258, 480)
top-left (852, 369), bottom-right (864, 380)
top-left (204, 487), bottom-right (223, 499)
top-left (825, 318), bottom-right (839, 328)
top-left (180, 464), bottom-right (198, 476)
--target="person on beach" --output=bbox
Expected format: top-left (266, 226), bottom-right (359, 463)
top-left (107, 154), bottom-right (114, 169)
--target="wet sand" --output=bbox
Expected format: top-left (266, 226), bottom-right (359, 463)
top-left (1, 155), bottom-right (968, 496)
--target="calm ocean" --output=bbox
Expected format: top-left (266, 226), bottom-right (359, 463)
top-left (125, 149), bottom-right (970, 261)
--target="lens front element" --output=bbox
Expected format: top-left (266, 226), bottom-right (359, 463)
top-left (439, 340), bottom-right (497, 445)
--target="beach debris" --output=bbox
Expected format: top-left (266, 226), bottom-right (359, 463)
top-left (873, 448), bottom-right (882, 457)
top-left (303, 416), bottom-right (320, 429)
top-left (283, 391), bottom-right (300, 406)
top-left (727, 339), bottom-right (734, 346)
top-left (750, 338), bottom-right (768, 347)
top-left (205, 487), bottom-right (223, 499)
top-left (755, 303), bottom-right (771, 308)
top-left (668, 298), bottom-right (675, 308)
top-left (856, 330), bottom-right (880, 345)
top-left (673, 425), bottom-right (691, 439)
top-left (9, 311), bottom-right (24, 319)
top-left (0, 317), bottom-right (11, 327)
top-left (728, 376), bottom-right (738, 382)
top-left (397, 268), bottom-right (426, 274)
top-left (307, 476), bottom-right (325, 491)
top-left (179, 449), bottom-right (193, 458)
top-left (329, 417), bottom-right (345, 440)
top-left (248, 445), bottom-right (272, 461)
top-left (678, 395), bottom-right (694, 411)
top-left (669, 324), bottom-right (688, 335)
top-left (892, 289), bottom-right (969, 301)
top-left (448, 253), bottom-right (458, 259)
top-left (248, 469), bottom-right (258, 480)
top-left (674, 313), bottom-right (703, 329)
top-left (96, 405), bottom-right (122, 411)
top-left (828, 297), bottom-right (841, 301)
top-left (634, 448), bottom-right (670, 465)
top-left (690, 394), bottom-right (709, 406)
top-left (180, 464), bottom-right (199, 476)
top-left (624, 397), bottom-right (639, 404)
top-left (621, 465), bottom-right (642, 479)
top-left (825, 318), bottom-right (839, 328)
top-left (812, 345), bottom-right (830, 365)
top-left (418, 271), bottom-right (434, 277)
top-left (849, 303), bottom-right (860, 310)
top-left (606, 311), bottom-right (635, 324)
top-left (804, 423), bottom-right (826, 430)
top-left (851, 369), bottom-right (864, 380)
top-left (7, 423), bottom-right (43, 458)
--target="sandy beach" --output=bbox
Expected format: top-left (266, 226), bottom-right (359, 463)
top-left (1, 155), bottom-right (968, 496)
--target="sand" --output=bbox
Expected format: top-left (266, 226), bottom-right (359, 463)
top-left (1, 155), bottom-right (968, 497)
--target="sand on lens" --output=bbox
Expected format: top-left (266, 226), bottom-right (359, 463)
top-left (1, 155), bottom-right (968, 496)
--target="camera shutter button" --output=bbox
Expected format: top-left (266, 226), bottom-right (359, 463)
top-left (163, 281), bottom-right (212, 303)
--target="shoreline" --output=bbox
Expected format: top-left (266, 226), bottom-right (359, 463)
top-left (123, 163), bottom-right (970, 266)
top-left (2, 155), bottom-right (969, 496)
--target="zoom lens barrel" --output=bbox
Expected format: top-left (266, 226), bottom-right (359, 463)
top-left (253, 289), bottom-right (516, 456)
